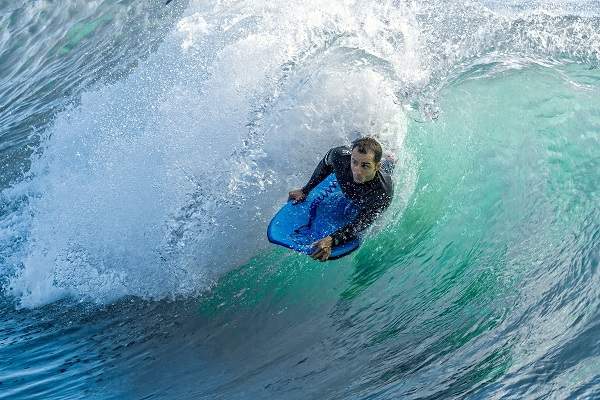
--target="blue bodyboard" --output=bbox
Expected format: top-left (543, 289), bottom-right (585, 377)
top-left (267, 174), bottom-right (360, 259)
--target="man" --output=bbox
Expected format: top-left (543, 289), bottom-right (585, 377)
top-left (288, 137), bottom-right (394, 261)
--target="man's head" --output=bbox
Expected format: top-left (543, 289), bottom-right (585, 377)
top-left (350, 137), bottom-right (382, 183)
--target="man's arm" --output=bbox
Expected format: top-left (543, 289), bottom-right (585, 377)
top-left (330, 195), bottom-right (391, 246)
top-left (301, 148), bottom-right (335, 195)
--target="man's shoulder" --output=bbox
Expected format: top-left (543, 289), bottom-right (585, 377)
top-left (377, 171), bottom-right (394, 198)
top-left (326, 146), bottom-right (351, 164)
top-left (330, 145), bottom-right (351, 157)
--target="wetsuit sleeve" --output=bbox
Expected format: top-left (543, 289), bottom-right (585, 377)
top-left (330, 193), bottom-right (392, 246)
top-left (301, 148), bottom-right (335, 195)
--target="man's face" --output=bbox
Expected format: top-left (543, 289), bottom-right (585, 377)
top-left (351, 148), bottom-right (380, 183)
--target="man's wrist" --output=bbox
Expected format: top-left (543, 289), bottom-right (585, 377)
top-left (330, 233), bottom-right (341, 246)
top-left (324, 235), bottom-right (334, 247)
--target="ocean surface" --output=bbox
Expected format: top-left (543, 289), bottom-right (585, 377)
top-left (0, 0), bottom-right (599, 399)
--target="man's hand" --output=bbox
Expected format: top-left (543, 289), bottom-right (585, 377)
top-left (288, 189), bottom-right (306, 204)
top-left (311, 236), bottom-right (333, 261)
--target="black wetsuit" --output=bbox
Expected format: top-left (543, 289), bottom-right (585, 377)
top-left (301, 146), bottom-right (394, 246)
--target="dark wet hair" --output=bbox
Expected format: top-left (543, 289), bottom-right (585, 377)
top-left (351, 137), bottom-right (383, 163)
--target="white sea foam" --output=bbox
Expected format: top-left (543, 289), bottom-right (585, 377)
top-left (3, 0), bottom-right (413, 307)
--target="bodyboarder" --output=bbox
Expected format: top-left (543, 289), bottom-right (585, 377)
top-left (287, 137), bottom-right (394, 261)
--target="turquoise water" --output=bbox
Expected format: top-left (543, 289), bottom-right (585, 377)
top-left (0, 1), bottom-right (599, 399)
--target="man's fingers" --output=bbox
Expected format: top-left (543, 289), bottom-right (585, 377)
top-left (288, 190), bottom-right (305, 204)
top-left (310, 246), bottom-right (331, 261)
top-left (311, 247), bottom-right (328, 260)
top-left (309, 238), bottom-right (332, 261)
top-left (310, 240), bottom-right (323, 250)
top-left (289, 194), bottom-right (304, 204)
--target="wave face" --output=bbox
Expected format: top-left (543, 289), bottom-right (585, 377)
top-left (0, 0), bottom-right (599, 399)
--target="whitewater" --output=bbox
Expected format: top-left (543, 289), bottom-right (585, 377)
top-left (0, 0), bottom-right (598, 398)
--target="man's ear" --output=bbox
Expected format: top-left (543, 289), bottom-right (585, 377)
top-left (375, 161), bottom-right (381, 171)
